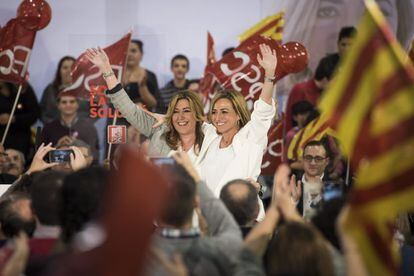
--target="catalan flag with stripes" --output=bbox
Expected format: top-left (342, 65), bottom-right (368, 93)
top-left (238, 11), bottom-right (284, 43)
top-left (409, 39), bottom-right (414, 65)
top-left (286, 115), bottom-right (333, 161)
top-left (317, 0), bottom-right (414, 274)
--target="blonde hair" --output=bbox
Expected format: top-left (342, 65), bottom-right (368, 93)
top-left (164, 91), bottom-right (205, 153)
top-left (208, 90), bottom-right (251, 128)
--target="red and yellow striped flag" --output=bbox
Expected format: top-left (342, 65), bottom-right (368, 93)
top-left (409, 39), bottom-right (414, 65)
top-left (238, 11), bottom-right (284, 43)
top-left (317, 0), bottom-right (414, 274)
top-left (286, 115), bottom-right (333, 161)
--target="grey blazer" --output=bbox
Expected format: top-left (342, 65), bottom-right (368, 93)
top-left (106, 87), bottom-right (173, 157)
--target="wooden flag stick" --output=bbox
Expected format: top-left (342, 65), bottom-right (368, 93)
top-left (1, 84), bottom-right (23, 145)
top-left (106, 112), bottom-right (118, 161)
top-left (345, 159), bottom-right (351, 186)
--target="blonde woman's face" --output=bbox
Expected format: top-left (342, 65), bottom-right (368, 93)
top-left (172, 99), bottom-right (197, 136)
top-left (211, 98), bottom-right (240, 135)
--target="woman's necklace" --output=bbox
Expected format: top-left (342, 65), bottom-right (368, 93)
top-left (220, 137), bottom-right (232, 148)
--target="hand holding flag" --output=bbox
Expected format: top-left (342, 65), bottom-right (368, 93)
top-left (257, 43), bottom-right (277, 78)
top-left (314, 0), bottom-right (414, 274)
top-left (205, 36), bottom-right (307, 109)
top-left (64, 32), bottom-right (131, 98)
top-left (85, 47), bottom-right (111, 73)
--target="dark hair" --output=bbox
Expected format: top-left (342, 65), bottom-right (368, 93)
top-left (338, 26), bottom-right (357, 42)
top-left (52, 56), bottom-right (76, 90)
top-left (305, 109), bottom-right (320, 126)
top-left (160, 165), bottom-right (196, 227)
top-left (59, 167), bottom-right (108, 243)
top-left (292, 101), bottom-right (314, 116)
top-left (303, 140), bottom-right (330, 159)
top-left (220, 179), bottom-right (258, 226)
top-left (265, 222), bottom-right (334, 276)
top-left (312, 196), bottom-right (346, 251)
top-left (0, 193), bottom-right (35, 238)
top-left (171, 54), bottom-right (190, 70)
top-left (222, 47), bottom-right (235, 57)
top-left (31, 171), bottom-right (66, 226)
top-left (314, 55), bottom-right (339, 81)
top-left (0, 81), bottom-right (17, 95)
top-left (131, 39), bottom-right (143, 54)
top-left (188, 79), bottom-right (200, 85)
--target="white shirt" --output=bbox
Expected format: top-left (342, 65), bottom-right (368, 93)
top-left (301, 174), bottom-right (323, 220)
top-left (201, 137), bottom-right (235, 194)
top-left (196, 98), bottom-right (276, 197)
top-left (169, 145), bottom-right (197, 164)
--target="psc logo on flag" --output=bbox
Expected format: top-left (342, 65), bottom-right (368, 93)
top-left (107, 125), bottom-right (127, 144)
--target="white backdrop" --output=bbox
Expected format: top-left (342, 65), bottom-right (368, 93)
top-left (2, 0), bottom-right (413, 161)
top-left (1, 0), bottom-right (367, 100)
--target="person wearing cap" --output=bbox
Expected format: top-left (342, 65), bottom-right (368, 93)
top-left (39, 91), bottom-right (100, 162)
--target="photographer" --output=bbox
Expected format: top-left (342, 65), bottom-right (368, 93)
top-left (1, 143), bottom-right (88, 199)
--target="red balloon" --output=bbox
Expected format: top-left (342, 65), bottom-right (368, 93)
top-left (275, 42), bottom-right (308, 79)
top-left (17, 0), bottom-right (52, 31)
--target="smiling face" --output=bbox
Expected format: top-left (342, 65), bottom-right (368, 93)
top-left (211, 98), bottom-right (240, 135)
top-left (171, 99), bottom-right (197, 136)
top-left (303, 145), bottom-right (329, 178)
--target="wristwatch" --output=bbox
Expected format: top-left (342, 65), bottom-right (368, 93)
top-left (264, 75), bottom-right (276, 83)
top-left (102, 71), bottom-right (114, 79)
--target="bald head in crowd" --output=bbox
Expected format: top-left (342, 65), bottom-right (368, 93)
top-left (220, 179), bottom-right (259, 228)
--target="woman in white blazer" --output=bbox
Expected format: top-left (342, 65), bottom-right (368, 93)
top-left (195, 43), bottom-right (278, 201)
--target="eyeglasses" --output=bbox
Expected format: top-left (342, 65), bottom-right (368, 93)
top-left (303, 155), bottom-right (327, 163)
top-left (60, 100), bottom-right (76, 105)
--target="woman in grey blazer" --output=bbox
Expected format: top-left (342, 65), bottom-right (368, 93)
top-left (85, 47), bottom-right (205, 161)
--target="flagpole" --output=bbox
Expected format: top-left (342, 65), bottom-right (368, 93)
top-left (106, 112), bottom-right (117, 161)
top-left (105, 31), bottom-right (131, 162)
top-left (1, 84), bottom-right (23, 145)
top-left (345, 158), bottom-right (351, 186)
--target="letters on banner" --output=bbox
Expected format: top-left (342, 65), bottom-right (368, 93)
top-left (0, 19), bottom-right (36, 84)
top-left (201, 35), bottom-right (307, 111)
top-left (202, 35), bottom-right (277, 110)
top-left (64, 32), bottom-right (131, 99)
top-left (261, 118), bottom-right (284, 175)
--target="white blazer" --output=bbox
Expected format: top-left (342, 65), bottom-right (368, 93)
top-left (195, 97), bottom-right (276, 197)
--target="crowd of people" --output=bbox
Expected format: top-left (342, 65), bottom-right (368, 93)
top-left (0, 25), bottom-right (413, 275)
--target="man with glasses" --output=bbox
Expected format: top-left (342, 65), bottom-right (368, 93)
top-left (290, 140), bottom-right (329, 220)
top-left (40, 91), bottom-right (99, 162)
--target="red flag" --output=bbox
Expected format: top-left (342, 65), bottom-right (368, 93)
top-left (207, 31), bottom-right (216, 67)
top-left (64, 32), bottom-right (131, 98)
top-left (261, 115), bottom-right (284, 175)
top-left (0, 18), bottom-right (36, 84)
top-left (199, 32), bottom-right (218, 109)
top-left (205, 35), bottom-right (307, 110)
